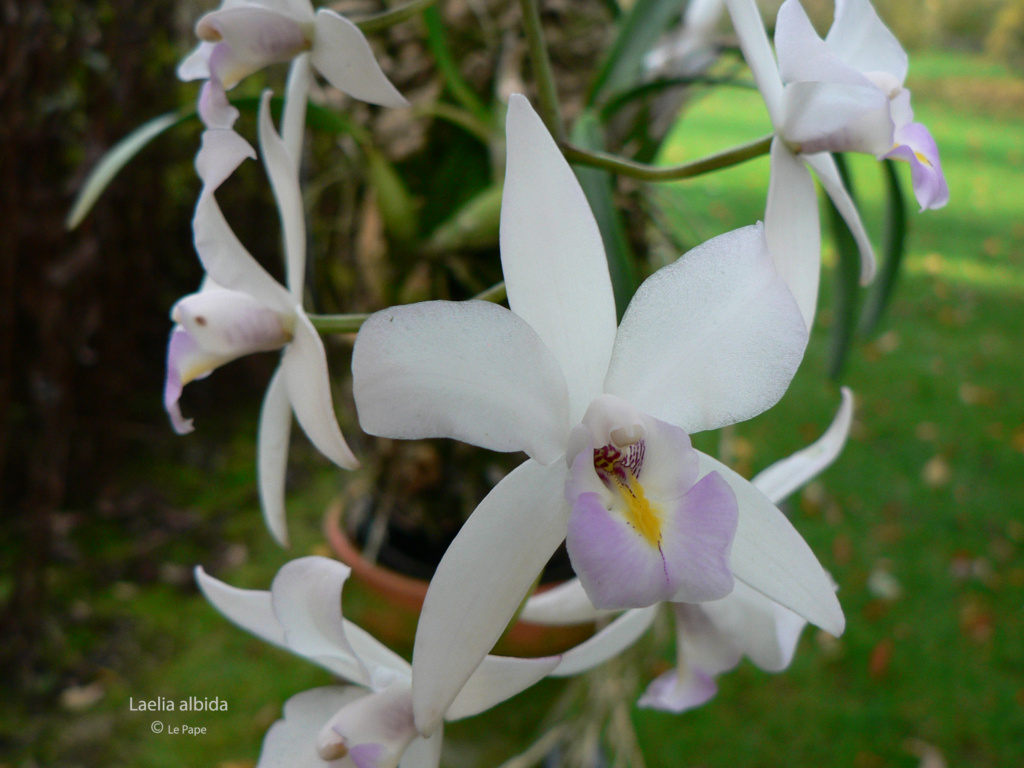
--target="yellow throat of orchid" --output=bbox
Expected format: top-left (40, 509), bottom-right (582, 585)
top-left (612, 471), bottom-right (663, 548)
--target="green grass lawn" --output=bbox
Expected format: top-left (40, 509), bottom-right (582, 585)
top-left (5, 49), bottom-right (1022, 768)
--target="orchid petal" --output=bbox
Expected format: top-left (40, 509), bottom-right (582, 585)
top-left (888, 88), bottom-right (915, 130)
top-left (352, 301), bottom-right (571, 464)
top-left (700, 580), bottom-right (806, 672)
top-left (566, 407), bottom-right (734, 609)
top-left (781, 81), bottom-right (892, 156)
top-left (310, 10), bottom-right (408, 108)
top-left (551, 606), bottom-right (658, 677)
top-left (412, 460), bottom-right (571, 735)
top-left (342, 620), bottom-right (411, 685)
top-left (235, 0), bottom-right (314, 20)
top-left (258, 91), bottom-right (307, 297)
top-left (282, 55), bottom-right (313, 164)
top-left (193, 188), bottom-right (294, 314)
top-left (258, 366), bottom-right (292, 546)
top-left (501, 95), bottom-right (617, 423)
top-left (282, 311), bottom-right (360, 470)
top-left (696, 451), bottom-right (845, 635)
top-left (198, 77), bottom-right (242, 131)
top-left (521, 579), bottom-right (612, 625)
top-left (319, 684), bottom-right (417, 768)
top-left (672, 602), bottom-right (742, 676)
top-left (195, 566), bottom-right (287, 648)
top-left (636, 601), bottom-right (735, 713)
top-left (270, 557), bottom-right (370, 686)
top-left (886, 123), bottom-right (949, 211)
top-left (752, 387), bottom-right (854, 504)
top-left (568, 470), bottom-right (736, 610)
top-left (398, 731), bottom-right (443, 768)
top-left (566, 491), bottom-right (677, 609)
top-left (724, 0), bottom-right (784, 125)
top-left (764, 137), bottom-right (821, 329)
top-left (259, 687), bottom-right (365, 768)
top-left (664, 472), bottom-right (739, 603)
top-left (171, 287), bottom-right (291, 356)
top-left (178, 41), bottom-right (215, 81)
top-left (637, 666), bottom-right (717, 713)
top-left (197, 7), bottom-right (309, 89)
top-left (605, 223), bottom-right (808, 433)
top-left (164, 327), bottom-right (219, 434)
top-left (163, 286), bottom-right (290, 435)
top-left (775, 0), bottom-right (872, 87)
top-left (826, 0), bottom-right (907, 84)
top-left (195, 121), bottom-right (254, 189)
top-left (445, 655), bottom-right (561, 721)
top-left (804, 151), bottom-right (876, 284)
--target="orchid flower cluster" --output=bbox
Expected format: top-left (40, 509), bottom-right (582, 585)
top-left (153, 1), bottom-right (946, 766)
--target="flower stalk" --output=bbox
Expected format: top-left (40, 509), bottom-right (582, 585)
top-left (308, 282), bottom-right (509, 335)
top-left (561, 134), bottom-right (773, 182)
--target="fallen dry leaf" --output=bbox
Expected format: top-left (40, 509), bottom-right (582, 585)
top-left (904, 738), bottom-right (947, 768)
top-left (868, 566), bottom-right (902, 601)
top-left (59, 681), bottom-right (105, 711)
top-left (922, 455), bottom-right (951, 488)
top-left (959, 600), bottom-right (994, 644)
top-left (868, 637), bottom-right (894, 679)
top-left (959, 383), bottom-right (997, 407)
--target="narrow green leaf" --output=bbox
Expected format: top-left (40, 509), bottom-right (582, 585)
top-left (366, 147), bottom-right (419, 246)
top-left (825, 153), bottom-right (862, 380)
top-left (66, 97), bottom-right (369, 232)
top-left (66, 110), bottom-right (190, 229)
top-left (423, 184), bottom-right (503, 254)
top-left (423, 6), bottom-right (493, 129)
top-left (588, 0), bottom-right (688, 107)
top-left (571, 110), bottom-right (639, 320)
top-left (859, 159), bottom-right (908, 335)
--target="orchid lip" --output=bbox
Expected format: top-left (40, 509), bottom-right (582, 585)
top-left (565, 396), bottom-right (737, 610)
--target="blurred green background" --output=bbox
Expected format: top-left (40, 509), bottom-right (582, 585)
top-left (1, 1), bottom-right (1022, 766)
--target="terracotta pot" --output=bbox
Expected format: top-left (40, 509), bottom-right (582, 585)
top-left (323, 496), bottom-right (594, 658)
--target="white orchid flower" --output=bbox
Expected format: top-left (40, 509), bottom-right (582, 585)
top-left (165, 91), bottom-right (358, 545)
top-left (521, 389), bottom-right (853, 713)
top-left (178, 0), bottom-right (406, 128)
top-left (352, 94), bottom-right (843, 735)
top-left (773, 0), bottom-right (948, 211)
top-left (725, 0), bottom-right (945, 328)
top-left (196, 556), bottom-right (659, 768)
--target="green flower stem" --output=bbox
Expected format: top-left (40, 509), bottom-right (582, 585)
top-left (518, 0), bottom-right (564, 142)
top-left (472, 280), bottom-right (507, 304)
top-left (355, 0), bottom-right (436, 34)
top-left (308, 282), bottom-right (507, 335)
top-left (561, 133), bottom-right (773, 182)
top-left (307, 313), bottom-right (371, 335)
